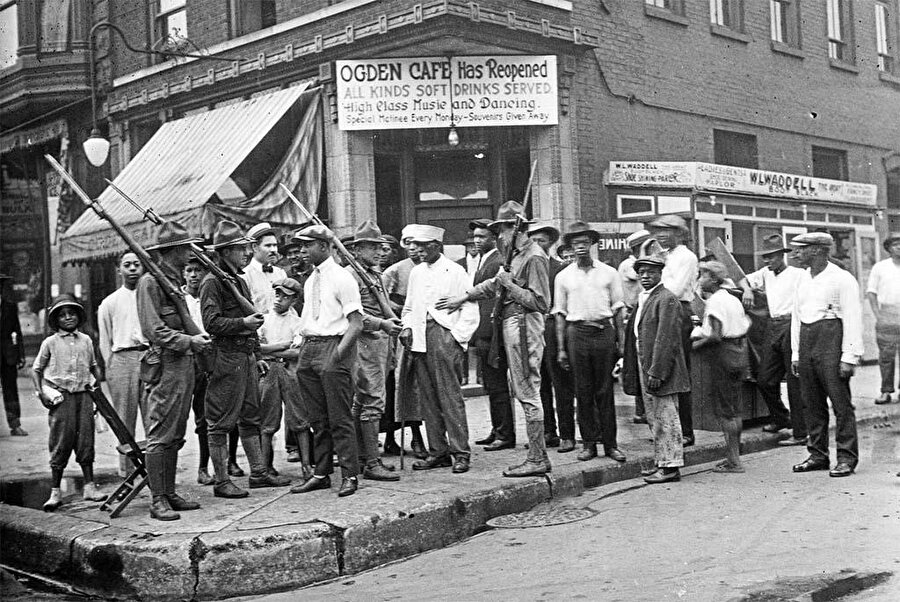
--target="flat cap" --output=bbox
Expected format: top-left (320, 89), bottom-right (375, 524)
top-left (294, 224), bottom-right (334, 243)
top-left (789, 232), bottom-right (834, 247)
top-left (272, 278), bottom-right (302, 296)
top-left (647, 214), bottom-right (689, 231)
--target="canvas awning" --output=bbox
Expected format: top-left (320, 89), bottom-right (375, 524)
top-left (61, 84), bottom-right (322, 263)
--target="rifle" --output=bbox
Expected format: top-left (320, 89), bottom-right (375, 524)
top-left (486, 160), bottom-right (538, 369)
top-left (279, 183), bottom-right (398, 321)
top-left (103, 178), bottom-right (258, 317)
top-left (44, 154), bottom-right (207, 352)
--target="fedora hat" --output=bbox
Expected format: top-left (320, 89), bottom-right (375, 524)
top-left (789, 231), bottom-right (833, 248)
top-left (555, 244), bottom-right (572, 259)
top-left (145, 220), bottom-right (203, 251)
top-left (246, 222), bottom-right (276, 241)
top-left (348, 220), bottom-right (386, 246)
top-left (755, 234), bottom-right (790, 256)
top-left (527, 222), bottom-right (560, 244)
top-left (468, 218), bottom-right (492, 231)
top-left (488, 200), bottom-right (533, 232)
top-left (408, 224), bottom-right (444, 244)
top-left (883, 232), bottom-right (900, 251)
top-left (625, 229), bottom-right (652, 250)
top-left (647, 214), bottom-right (689, 232)
top-left (633, 239), bottom-right (666, 270)
top-left (47, 293), bottom-right (86, 331)
top-left (208, 220), bottom-right (255, 250)
top-left (562, 221), bottom-right (601, 246)
top-left (294, 224), bottom-right (334, 244)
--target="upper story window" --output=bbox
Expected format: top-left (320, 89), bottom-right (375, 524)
top-left (710, 0), bottom-right (744, 31)
top-left (645, 0), bottom-right (684, 12)
top-left (0, 1), bottom-right (17, 69)
top-left (155, 0), bottom-right (187, 50)
top-left (770, 0), bottom-right (801, 47)
top-left (811, 145), bottom-right (848, 181)
top-left (230, 0), bottom-right (277, 38)
top-left (41, 0), bottom-right (72, 53)
top-left (887, 168), bottom-right (900, 209)
top-left (826, 0), bottom-right (854, 62)
top-left (876, 2), bottom-right (896, 73)
top-left (714, 129), bottom-right (758, 169)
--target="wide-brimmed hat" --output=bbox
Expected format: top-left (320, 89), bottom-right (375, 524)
top-left (347, 220), bottom-right (386, 246)
top-left (246, 222), bottom-right (276, 241)
top-left (555, 244), bottom-right (572, 259)
top-left (279, 233), bottom-right (301, 254)
top-left (625, 229), bottom-right (652, 250)
top-left (755, 234), bottom-right (790, 256)
top-left (208, 220), bottom-right (255, 250)
top-left (145, 220), bottom-right (203, 251)
top-left (698, 260), bottom-right (730, 284)
top-left (272, 278), bottom-right (303, 296)
top-left (647, 214), bottom-right (689, 232)
top-left (47, 294), bottom-right (85, 330)
top-left (468, 218), bottom-right (492, 231)
top-left (488, 201), bottom-right (534, 232)
top-left (789, 232), bottom-right (834, 248)
top-left (294, 224), bottom-right (334, 244)
top-left (883, 232), bottom-right (900, 251)
top-left (382, 234), bottom-right (400, 247)
top-left (562, 221), bottom-right (601, 245)
top-left (527, 223), bottom-right (560, 244)
top-left (633, 239), bottom-right (666, 270)
top-left (408, 225), bottom-right (444, 244)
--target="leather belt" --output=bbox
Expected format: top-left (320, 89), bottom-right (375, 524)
top-left (570, 318), bottom-right (613, 330)
top-left (769, 315), bottom-right (791, 322)
top-left (304, 335), bottom-right (340, 342)
top-left (117, 345), bottom-right (149, 353)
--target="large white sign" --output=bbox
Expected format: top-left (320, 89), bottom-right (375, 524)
top-left (336, 56), bottom-right (558, 131)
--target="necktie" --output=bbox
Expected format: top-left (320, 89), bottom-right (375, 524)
top-left (310, 268), bottom-right (321, 320)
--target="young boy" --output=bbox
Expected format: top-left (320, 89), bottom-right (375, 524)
top-left (182, 256), bottom-right (213, 485)
top-left (32, 294), bottom-right (107, 511)
top-left (258, 278), bottom-right (313, 480)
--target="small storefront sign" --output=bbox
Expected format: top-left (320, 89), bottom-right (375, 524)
top-left (336, 56), bottom-right (558, 130)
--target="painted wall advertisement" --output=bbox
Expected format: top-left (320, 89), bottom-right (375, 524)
top-left (336, 56), bottom-right (558, 131)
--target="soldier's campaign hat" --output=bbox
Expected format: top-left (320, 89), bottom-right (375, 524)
top-left (633, 239), bottom-right (666, 270)
top-left (47, 294), bottom-right (86, 330)
top-left (755, 234), bottom-right (790, 256)
top-left (625, 229), bottom-right (652, 250)
top-left (698, 260), bottom-right (730, 284)
top-left (527, 222), bottom-right (561, 244)
top-left (145, 220), bottom-right (203, 251)
top-left (348, 220), bottom-right (386, 246)
top-left (883, 232), bottom-right (900, 251)
top-left (562, 220), bottom-right (601, 245)
top-left (408, 224), bottom-right (445, 244)
top-left (246, 222), bottom-right (276, 241)
top-left (488, 201), bottom-right (534, 232)
top-left (294, 224), bottom-right (334, 244)
top-left (208, 220), bottom-right (255, 250)
top-left (272, 278), bottom-right (302, 296)
top-left (789, 232), bottom-right (834, 248)
top-left (468, 218), bottom-right (492, 231)
top-left (647, 214), bottom-right (689, 232)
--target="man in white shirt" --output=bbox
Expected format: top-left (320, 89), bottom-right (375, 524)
top-left (290, 225), bottom-right (364, 498)
top-left (400, 225), bottom-right (479, 474)
top-left (648, 214), bottom-right (697, 446)
top-left (241, 222), bottom-right (288, 314)
top-left (866, 232), bottom-right (900, 405)
top-left (97, 251), bottom-right (149, 476)
top-left (738, 234), bottom-right (807, 445)
top-left (789, 232), bottom-right (863, 478)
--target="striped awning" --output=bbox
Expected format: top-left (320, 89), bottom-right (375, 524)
top-left (61, 83), bottom-right (322, 263)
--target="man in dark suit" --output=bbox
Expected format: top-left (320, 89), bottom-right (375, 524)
top-left (0, 273), bottom-right (27, 436)
top-left (467, 219), bottom-right (516, 450)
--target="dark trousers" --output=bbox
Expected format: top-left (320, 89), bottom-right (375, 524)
top-left (48, 391), bottom-right (95, 470)
top-left (678, 301), bottom-right (695, 438)
top-left (568, 323), bottom-right (617, 448)
top-left (473, 344), bottom-right (514, 443)
top-left (141, 354), bottom-right (194, 453)
top-left (798, 319), bottom-right (858, 466)
top-left (757, 318), bottom-right (805, 436)
top-left (205, 348), bottom-right (261, 438)
top-left (1, 362), bottom-right (21, 430)
top-left (540, 324), bottom-right (575, 440)
top-left (296, 337), bottom-right (358, 477)
top-left (875, 322), bottom-right (900, 393)
top-left (192, 371), bottom-right (210, 466)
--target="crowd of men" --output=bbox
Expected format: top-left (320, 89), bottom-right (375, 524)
top-left (18, 198), bottom-right (899, 519)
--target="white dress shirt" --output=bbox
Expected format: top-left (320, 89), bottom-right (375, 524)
top-left (661, 245), bottom-right (698, 302)
top-left (698, 289), bottom-right (750, 339)
top-left (97, 286), bottom-right (148, 363)
top-left (745, 265), bottom-right (806, 319)
top-left (791, 262), bottom-right (864, 364)
top-left (241, 257), bottom-right (287, 313)
top-left (465, 253), bottom-right (479, 281)
top-left (181, 287), bottom-right (207, 335)
top-left (259, 307), bottom-right (303, 356)
top-left (552, 260), bottom-right (624, 321)
top-left (401, 254), bottom-right (479, 353)
top-left (633, 282), bottom-right (663, 338)
top-left (299, 256), bottom-right (363, 337)
top-left (866, 259), bottom-right (900, 322)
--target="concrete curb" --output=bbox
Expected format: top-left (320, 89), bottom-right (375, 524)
top-left (2, 407), bottom-right (897, 600)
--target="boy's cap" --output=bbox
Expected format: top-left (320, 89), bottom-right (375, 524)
top-left (47, 293), bottom-right (86, 330)
top-left (272, 278), bottom-right (302, 296)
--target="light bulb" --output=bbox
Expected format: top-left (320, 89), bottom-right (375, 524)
top-left (447, 126), bottom-right (459, 147)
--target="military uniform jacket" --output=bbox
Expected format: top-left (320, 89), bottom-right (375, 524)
top-left (136, 263), bottom-right (194, 359)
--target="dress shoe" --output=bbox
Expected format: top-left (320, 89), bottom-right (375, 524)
top-left (483, 439), bottom-right (515, 452)
top-left (503, 460), bottom-right (549, 477)
top-left (762, 423), bottom-right (788, 433)
top-left (640, 467), bottom-right (659, 477)
top-left (268, 466), bottom-right (280, 477)
top-left (363, 461), bottom-right (400, 481)
top-left (150, 496), bottom-right (180, 521)
top-left (249, 473), bottom-right (291, 488)
top-left (558, 439), bottom-right (576, 453)
top-left (644, 468), bottom-right (680, 484)
top-left (410, 440), bottom-right (429, 460)
top-left (338, 477), bottom-right (358, 497)
top-left (682, 435), bottom-right (695, 447)
top-left (214, 480), bottom-right (250, 498)
top-left (577, 444), bottom-right (598, 461)
top-left (778, 436), bottom-right (807, 447)
top-left (10, 427), bottom-right (28, 436)
top-left (197, 469), bottom-right (215, 485)
top-left (227, 461), bottom-right (246, 477)
top-left (632, 415), bottom-right (648, 425)
top-left (875, 393), bottom-right (892, 405)
top-left (412, 455), bottom-right (452, 471)
top-left (451, 456), bottom-right (470, 474)
top-left (474, 433), bottom-right (496, 446)
top-left (167, 494), bottom-right (200, 511)
top-left (604, 447), bottom-right (626, 463)
top-left (290, 475), bottom-right (331, 494)
top-left (792, 457), bottom-right (829, 473)
top-left (382, 440), bottom-right (402, 456)
top-left (545, 434), bottom-right (561, 448)
top-left (829, 462), bottom-right (854, 477)
top-left (286, 450), bottom-right (301, 463)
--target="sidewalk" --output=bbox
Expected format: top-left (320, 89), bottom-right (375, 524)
top-left (1, 366), bottom-right (897, 601)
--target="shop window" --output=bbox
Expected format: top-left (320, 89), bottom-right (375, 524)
top-left (876, 2), bottom-right (896, 74)
top-left (731, 221), bottom-right (755, 273)
top-left (710, 0), bottom-right (744, 31)
top-left (0, 1), bottom-right (17, 69)
top-left (811, 145), bottom-right (848, 180)
top-left (713, 129), bottom-right (758, 169)
top-left (617, 195), bottom-right (654, 218)
top-left (887, 168), bottom-right (900, 209)
top-left (375, 154), bottom-right (404, 240)
top-left (416, 153), bottom-right (488, 203)
top-left (770, 0), bottom-right (801, 47)
top-left (230, 0), bottom-right (276, 38)
top-left (155, 0), bottom-right (187, 52)
top-left (826, 0), bottom-right (854, 63)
